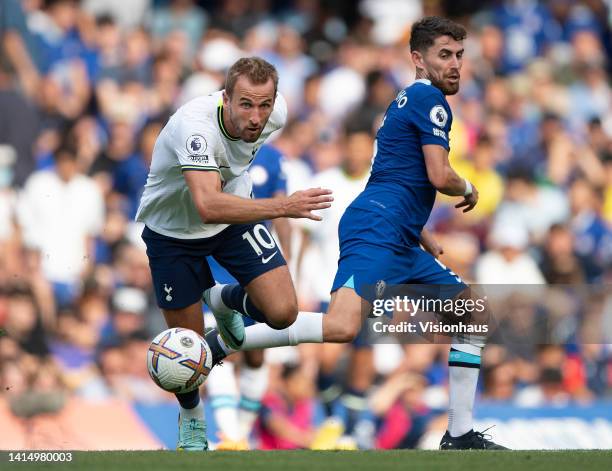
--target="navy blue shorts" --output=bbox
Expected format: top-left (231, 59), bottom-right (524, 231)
top-left (142, 223), bottom-right (286, 310)
top-left (331, 207), bottom-right (467, 300)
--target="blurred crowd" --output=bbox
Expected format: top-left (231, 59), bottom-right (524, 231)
top-left (1, 0), bottom-right (612, 450)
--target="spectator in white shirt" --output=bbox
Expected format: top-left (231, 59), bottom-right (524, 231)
top-left (17, 140), bottom-right (105, 306)
top-left (475, 223), bottom-right (546, 284)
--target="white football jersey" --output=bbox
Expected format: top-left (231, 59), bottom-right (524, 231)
top-left (135, 90), bottom-right (287, 239)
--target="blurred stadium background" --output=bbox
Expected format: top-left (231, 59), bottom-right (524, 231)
top-left (1, 0), bottom-right (612, 451)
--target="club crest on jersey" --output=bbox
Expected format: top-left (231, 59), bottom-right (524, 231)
top-left (429, 105), bottom-right (448, 128)
top-left (186, 134), bottom-right (207, 156)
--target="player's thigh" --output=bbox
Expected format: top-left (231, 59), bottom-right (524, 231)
top-left (245, 265), bottom-right (298, 328)
top-left (162, 300), bottom-right (205, 336)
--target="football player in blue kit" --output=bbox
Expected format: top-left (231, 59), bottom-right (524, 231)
top-left (204, 17), bottom-right (507, 449)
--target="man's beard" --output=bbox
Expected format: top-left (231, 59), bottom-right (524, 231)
top-left (229, 112), bottom-right (263, 142)
top-left (431, 76), bottom-right (460, 96)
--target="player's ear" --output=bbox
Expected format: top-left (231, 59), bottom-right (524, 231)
top-left (222, 90), bottom-right (230, 107)
top-left (411, 50), bottom-right (425, 69)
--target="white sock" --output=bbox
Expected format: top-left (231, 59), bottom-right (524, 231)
top-left (217, 312), bottom-right (324, 354)
top-left (238, 364), bottom-right (269, 439)
top-left (180, 400), bottom-right (204, 421)
top-left (448, 340), bottom-right (482, 438)
top-left (206, 361), bottom-right (241, 441)
top-left (208, 283), bottom-right (232, 316)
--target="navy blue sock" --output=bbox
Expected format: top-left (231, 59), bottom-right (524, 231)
top-left (318, 371), bottom-right (342, 416)
top-left (221, 284), bottom-right (267, 323)
top-left (205, 328), bottom-right (228, 363)
top-left (341, 387), bottom-right (368, 434)
top-left (175, 389), bottom-right (200, 409)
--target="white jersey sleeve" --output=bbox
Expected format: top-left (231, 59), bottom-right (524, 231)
top-left (170, 102), bottom-right (221, 174)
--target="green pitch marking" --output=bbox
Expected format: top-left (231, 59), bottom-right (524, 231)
top-left (2, 450), bottom-right (611, 471)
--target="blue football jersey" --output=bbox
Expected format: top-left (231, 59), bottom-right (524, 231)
top-left (248, 144), bottom-right (287, 199)
top-left (350, 79), bottom-right (452, 245)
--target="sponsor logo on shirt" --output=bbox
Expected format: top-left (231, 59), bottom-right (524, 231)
top-left (189, 155), bottom-right (209, 164)
top-left (432, 128), bottom-right (447, 140)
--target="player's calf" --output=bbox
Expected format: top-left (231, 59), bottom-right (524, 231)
top-left (206, 287), bottom-right (363, 365)
top-left (322, 288), bottom-right (364, 343)
top-left (323, 312), bottom-right (362, 343)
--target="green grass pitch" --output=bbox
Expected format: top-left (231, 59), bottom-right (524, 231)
top-left (3, 450), bottom-right (611, 471)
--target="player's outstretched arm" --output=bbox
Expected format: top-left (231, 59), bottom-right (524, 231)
top-left (184, 170), bottom-right (333, 224)
top-left (423, 144), bottom-right (478, 212)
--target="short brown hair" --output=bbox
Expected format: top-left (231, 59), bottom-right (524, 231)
top-left (410, 16), bottom-right (467, 53)
top-left (225, 57), bottom-right (279, 97)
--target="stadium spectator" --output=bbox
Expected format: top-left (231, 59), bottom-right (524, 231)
top-left (475, 223), bottom-right (545, 284)
top-left (17, 141), bottom-right (105, 306)
top-left (370, 372), bottom-right (436, 449)
top-left (0, 65), bottom-right (40, 186)
top-left (259, 363), bottom-right (320, 449)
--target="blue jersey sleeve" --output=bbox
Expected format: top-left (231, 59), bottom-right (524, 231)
top-left (411, 91), bottom-right (452, 151)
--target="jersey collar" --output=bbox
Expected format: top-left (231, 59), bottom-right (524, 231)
top-left (217, 97), bottom-right (241, 141)
top-left (414, 78), bottom-right (431, 85)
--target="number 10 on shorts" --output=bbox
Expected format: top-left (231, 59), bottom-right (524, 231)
top-left (242, 223), bottom-right (277, 256)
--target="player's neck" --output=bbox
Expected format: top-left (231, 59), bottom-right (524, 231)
top-left (221, 104), bottom-right (241, 140)
top-left (414, 71), bottom-right (431, 84)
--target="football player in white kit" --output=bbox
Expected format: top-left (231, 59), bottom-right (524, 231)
top-left (136, 57), bottom-right (332, 451)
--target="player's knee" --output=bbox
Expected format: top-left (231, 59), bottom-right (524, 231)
top-left (266, 315), bottom-right (295, 330)
top-left (264, 299), bottom-right (298, 330)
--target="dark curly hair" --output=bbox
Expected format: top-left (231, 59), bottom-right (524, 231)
top-left (409, 16), bottom-right (467, 53)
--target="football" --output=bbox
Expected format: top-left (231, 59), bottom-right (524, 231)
top-left (146, 328), bottom-right (213, 394)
